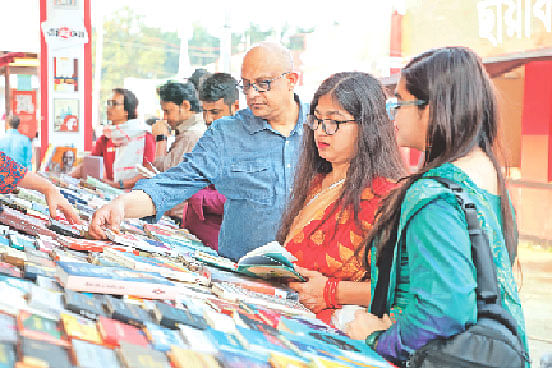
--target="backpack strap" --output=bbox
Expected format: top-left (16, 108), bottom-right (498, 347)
top-left (426, 176), bottom-right (521, 338)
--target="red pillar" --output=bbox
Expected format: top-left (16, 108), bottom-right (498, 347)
top-left (521, 61), bottom-right (552, 182)
top-left (40, 0), bottom-right (48, 161)
top-left (84, 0), bottom-right (92, 151)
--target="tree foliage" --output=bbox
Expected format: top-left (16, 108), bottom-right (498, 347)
top-left (92, 6), bottom-right (179, 122)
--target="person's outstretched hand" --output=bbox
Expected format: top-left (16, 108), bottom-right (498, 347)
top-left (89, 200), bottom-right (125, 239)
top-left (44, 187), bottom-right (82, 225)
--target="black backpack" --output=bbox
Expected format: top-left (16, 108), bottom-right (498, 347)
top-left (371, 177), bottom-right (530, 368)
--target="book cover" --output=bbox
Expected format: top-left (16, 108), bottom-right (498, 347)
top-left (20, 337), bottom-right (72, 368)
top-left (56, 261), bottom-right (181, 300)
top-left (169, 346), bottom-right (221, 368)
top-left (105, 296), bottom-right (151, 326)
top-left (18, 311), bottom-right (69, 347)
top-left (216, 350), bottom-right (271, 368)
top-left (178, 325), bottom-right (216, 354)
top-left (97, 316), bottom-right (149, 348)
top-left (269, 351), bottom-right (311, 368)
top-left (143, 322), bottom-right (184, 352)
top-left (28, 285), bottom-right (63, 314)
top-left (0, 314), bottom-right (17, 344)
top-left (206, 328), bottom-right (242, 354)
top-left (72, 339), bottom-right (120, 368)
top-left (154, 302), bottom-right (207, 330)
top-left (64, 289), bottom-right (106, 318)
top-left (0, 343), bottom-right (15, 368)
top-left (61, 313), bottom-right (102, 344)
top-left (118, 341), bottom-right (171, 368)
top-left (235, 326), bottom-right (295, 357)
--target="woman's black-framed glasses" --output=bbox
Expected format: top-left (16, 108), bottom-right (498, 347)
top-left (306, 115), bottom-right (356, 135)
top-left (238, 72), bottom-right (289, 95)
top-left (385, 97), bottom-right (426, 120)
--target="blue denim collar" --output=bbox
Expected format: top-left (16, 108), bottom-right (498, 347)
top-left (242, 94), bottom-right (304, 136)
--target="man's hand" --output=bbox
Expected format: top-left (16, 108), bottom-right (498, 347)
top-left (344, 310), bottom-right (392, 340)
top-left (288, 266), bottom-right (328, 314)
top-left (44, 187), bottom-right (82, 225)
top-left (89, 200), bottom-right (125, 239)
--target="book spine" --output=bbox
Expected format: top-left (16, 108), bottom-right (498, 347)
top-left (61, 275), bottom-right (180, 300)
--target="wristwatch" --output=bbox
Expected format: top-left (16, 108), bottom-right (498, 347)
top-left (156, 134), bottom-right (167, 142)
top-left (119, 180), bottom-right (124, 189)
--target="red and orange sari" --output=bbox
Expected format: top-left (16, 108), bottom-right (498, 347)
top-left (284, 174), bottom-right (396, 323)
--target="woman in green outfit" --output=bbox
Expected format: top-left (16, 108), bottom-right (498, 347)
top-left (345, 47), bottom-right (529, 365)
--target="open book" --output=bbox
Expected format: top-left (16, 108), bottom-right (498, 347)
top-left (236, 241), bottom-right (305, 282)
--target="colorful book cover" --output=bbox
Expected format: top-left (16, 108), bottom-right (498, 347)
top-left (178, 325), bottom-right (216, 354)
top-left (72, 339), bottom-right (120, 368)
top-left (18, 311), bottom-right (69, 346)
top-left (203, 308), bottom-right (236, 333)
top-left (20, 337), bottom-right (72, 368)
top-left (56, 261), bottom-right (181, 300)
top-left (143, 322), bottom-right (184, 351)
top-left (118, 341), bottom-right (171, 368)
top-left (28, 284), bottom-right (63, 313)
top-left (269, 351), bottom-right (311, 368)
top-left (98, 316), bottom-right (149, 348)
top-left (206, 328), bottom-right (243, 354)
top-left (154, 302), bottom-right (207, 330)
top-left (0, 343), bottom-right (15, 368)
top-left (0, 314), bottom-right (17, 344)
top-left (169, 346), bottom-right (221, 368)
top-left (235, 326), bottom-right (296, 357)
top-left (105, 296), bottom-right (151, 326)
top-left (64, 289), bottom-right (106, 317)
top-left (216, 350), bottom-right (271, 368)
top-left (61, 313), bottom-right (102, 344)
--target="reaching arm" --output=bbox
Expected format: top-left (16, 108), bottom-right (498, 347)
top-left (89, 190), bottom-right (155, 238)
top-left (89, 126), bottom-right (222, 238)
top-left (19, 171), bottom-right (81, 224)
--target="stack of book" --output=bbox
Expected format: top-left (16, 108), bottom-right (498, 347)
top-left (0, 173), bottom-right (394, 368)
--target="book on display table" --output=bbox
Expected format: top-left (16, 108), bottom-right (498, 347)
top-left (0, 174), bottom-right (396, 368)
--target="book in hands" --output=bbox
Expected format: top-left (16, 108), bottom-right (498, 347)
top-left (236, 241), bottom-right (305, 282)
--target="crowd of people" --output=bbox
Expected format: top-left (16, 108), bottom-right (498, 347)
top-left (1, 42), bottom-right (529, 366)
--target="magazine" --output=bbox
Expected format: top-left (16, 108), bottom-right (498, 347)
top-left (236, 241), bottom-right (305, 282)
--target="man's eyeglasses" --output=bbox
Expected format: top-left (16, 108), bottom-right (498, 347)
top-left (385, 97), bottom-right (426, 120)
top-left (106, 100), bottom-right (124, 107)
top-left (306, 115), bottom-right (356, 135)
top-left (238, 72), bottom-right (289, 95)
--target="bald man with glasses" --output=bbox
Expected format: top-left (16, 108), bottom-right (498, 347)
top-left (90, 42), bottom-right (308, 261)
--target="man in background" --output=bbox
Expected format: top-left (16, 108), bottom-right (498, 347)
top-left (0, 115), bottom-right (32, 169)
top-left (182, 73), bottom-right (239, 250)
top-left (72, 88), bottom-right (155, 189)
top-left (152, 81), bottom-right (206, 172)
top-left (199, 73), bottom-right (239, 127)
top-left (150, 81), bottom-right (206, 225)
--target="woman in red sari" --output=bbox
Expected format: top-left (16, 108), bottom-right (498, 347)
top-left (277, 72), bottom-right (404, 325)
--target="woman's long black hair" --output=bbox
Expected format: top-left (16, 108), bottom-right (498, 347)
top-left (370, 47), bottom-right (517, 265)
top-left (276, 72), bottom-right (405, 244)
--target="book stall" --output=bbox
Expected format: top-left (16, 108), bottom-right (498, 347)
top-left (0, 173), bottom-right (394, 368)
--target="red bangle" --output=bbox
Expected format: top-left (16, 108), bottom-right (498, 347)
top-left (325, 278), bottom-right (339, 309)
top-left (331, 279), bottom-right (339, 308)
top-left (324, 278), bottom-right (332, 309)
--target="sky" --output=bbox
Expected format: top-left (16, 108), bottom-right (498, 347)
top-left (92, 0), bottom-right (400, 36)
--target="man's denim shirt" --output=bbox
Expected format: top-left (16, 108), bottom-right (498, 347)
top-left (135, 98), bottom-right (307, 261)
